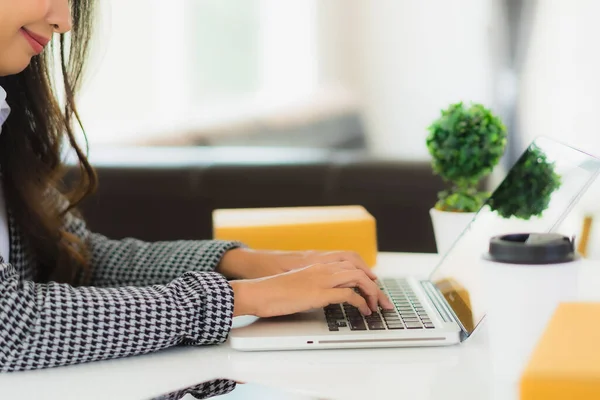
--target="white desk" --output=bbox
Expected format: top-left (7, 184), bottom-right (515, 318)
top-left (1, 252), bottom-right (599, 400)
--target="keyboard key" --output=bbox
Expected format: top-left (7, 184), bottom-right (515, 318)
top-left (405, 322), bottom-right (424, 329)
top-left (328, 326), bottom-right (340, 331)
top-left (368, 322), bottom-right (385, 330)
top-left (402, 319), bottom-right (420, 324)
top-left (402, 314), bottom-right (419, 319)
top-left (424, 323), bottom-right (435, 329)
top-left (400, 316), bottom-right (418, 321)
top-left (399, 311), bottom-right (417, 317)
top-left (386, 322), bottom-right (404, 329)
top-left (337, 321), bottom-right (348, 328)
top-left (349, 320), bottom-right (367, 331)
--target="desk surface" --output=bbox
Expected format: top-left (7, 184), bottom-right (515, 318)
top-left (2, 252), bottom-right (599, 400)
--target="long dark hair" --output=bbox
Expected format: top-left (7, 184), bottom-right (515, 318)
top-left (0, 1), bottom-right (98, 284)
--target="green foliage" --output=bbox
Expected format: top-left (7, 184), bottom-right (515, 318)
top-left (487, 145), bottom-right (561, 220)
top-left (435, 188), bottom-right (491, 213)
top-left (427, 102), bottom-right (507, 212)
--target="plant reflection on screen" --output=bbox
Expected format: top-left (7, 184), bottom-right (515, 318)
top-left (487, 144), bottom-right (561, 220)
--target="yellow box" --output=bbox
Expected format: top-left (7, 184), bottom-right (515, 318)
top-left (520, 303), bottom-right (600, 400)
top-left (213, 205), bottom-right (378, 267)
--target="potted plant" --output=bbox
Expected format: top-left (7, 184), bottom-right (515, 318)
top-left (426, 102), bottom-right (507, 254)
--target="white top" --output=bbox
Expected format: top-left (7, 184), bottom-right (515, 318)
top-left (0, 85), bottom-right (10, 263)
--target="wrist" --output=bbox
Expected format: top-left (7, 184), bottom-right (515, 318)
top-left (218, 248), bottom-right (267, 280)
top-left (230, 280), bottom-right (259, 317)
top-left (217, 248), bottom-right (253, 279)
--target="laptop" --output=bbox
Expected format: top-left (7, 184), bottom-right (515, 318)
top-left (230, 137), bottom-right (600, 351)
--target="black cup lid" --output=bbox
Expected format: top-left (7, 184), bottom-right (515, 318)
top-left (486, 233), bottom-right (576, 264)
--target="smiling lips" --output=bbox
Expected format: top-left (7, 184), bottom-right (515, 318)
top-left (20, 28), bottom-right (50, 55)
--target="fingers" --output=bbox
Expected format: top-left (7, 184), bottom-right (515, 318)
top-left (328, 288), bottom-right (371, 315)
top-left (376, 288), bottom-right (394, 310)
top-left (330, 270), bottom-right (380, 311)
top-left (327, 267), bottom-right (394, 311)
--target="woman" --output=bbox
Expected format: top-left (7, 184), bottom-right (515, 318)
top-left (0, 0), bottom-right (392, 386)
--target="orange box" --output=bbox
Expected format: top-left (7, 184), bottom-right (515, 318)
top-left (520, 303), bottom-right (600, 399)
top-left (213, 205), bottom-right (378, 267)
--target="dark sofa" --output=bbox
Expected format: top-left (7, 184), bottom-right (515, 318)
top-left (66, 147), bottom-right (445, 253)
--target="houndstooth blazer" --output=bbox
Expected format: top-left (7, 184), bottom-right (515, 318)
top-left (0, 196), bottom-right (240, 397)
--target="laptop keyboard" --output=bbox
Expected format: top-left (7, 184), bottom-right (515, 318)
top-left (324, 278), bottom-right (435, 331)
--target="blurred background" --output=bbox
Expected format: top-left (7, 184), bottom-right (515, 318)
top-left (76, 0), bottom-right (600, 160)
top-left (67, 0), bottom-right (600, 257)
top-left (76, 1), bottom-right (500, 154)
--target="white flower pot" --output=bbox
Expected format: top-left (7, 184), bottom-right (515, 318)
top-left (429, 208), bottom-right (476, 255)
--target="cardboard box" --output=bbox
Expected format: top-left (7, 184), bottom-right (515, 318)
top-left (213, 205), bottom-right (378, 267)
top-left (520, 303), bottom-right (600, 399)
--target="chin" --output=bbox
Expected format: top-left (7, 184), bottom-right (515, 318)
top-left (0, 56), bottom-right (34, 77)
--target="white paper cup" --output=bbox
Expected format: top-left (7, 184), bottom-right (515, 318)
top-left (483, 257), bottom-right (580, 382)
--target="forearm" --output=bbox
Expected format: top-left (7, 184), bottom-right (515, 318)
top-left (0, 262), bottom-right (234, 372)
top-left (87, 232), bottom-right (243, 287)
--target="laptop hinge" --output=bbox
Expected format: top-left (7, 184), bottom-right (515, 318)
top-left (421, 280), bottom-right (470, 342)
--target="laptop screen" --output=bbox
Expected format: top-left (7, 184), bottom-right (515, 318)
top-left (429, 136), bottom-right (600, 338)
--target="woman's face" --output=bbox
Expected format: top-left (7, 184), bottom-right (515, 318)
top-left (0, 0), bottom-right (71, 76)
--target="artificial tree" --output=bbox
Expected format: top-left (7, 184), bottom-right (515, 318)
top-left (426, 102), bottom-right (507, 213)
top-left (487, 144), bottom-right (561, 220)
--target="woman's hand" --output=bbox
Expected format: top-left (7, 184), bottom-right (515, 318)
top-left (229, 262), bottom-right (394, 318)
top-left (218, 248), bottom-right (376, 281)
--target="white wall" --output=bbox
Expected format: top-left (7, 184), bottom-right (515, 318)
top-left (319, 0), bottom-right (504, 160)
top-left (518, 0), bottom-right (600, 157)
top-left (77, 1), bottom-right (159, 142)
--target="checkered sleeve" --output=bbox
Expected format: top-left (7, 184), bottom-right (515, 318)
top-left (61, 209), bottom-right (244, 288)
top-left (0, 260), bottom-right (234, 372)
top-left (150, 379), bottom-right (237, 400)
